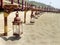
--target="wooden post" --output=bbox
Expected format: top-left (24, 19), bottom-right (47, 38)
top-left (11, 0), bottom-right (13, 4)
top-left (22, 0), bottom-right (24, 10)
top-left (4, 12), bottom-right (9, 36)
top-left (35, 6), bottom-right (37, 15)
top-left (18, 0), bottom-right (20, 4)
top-left (1, 0), bottom-right (3, 8)
top-left (24, 11), bottom-right (27, 23)
top-left (24, 1), bottom-right (27, 23)
top-left (38, 6), bottom-right (40, 14)
top-left (30, 10), bottom-right (35, 23)
top-left (30, 5), bottom-right (34, 18)
top-left (0, 0), bottom-right (3, 8)
top-left (31, 10), bottom-right (33, 18)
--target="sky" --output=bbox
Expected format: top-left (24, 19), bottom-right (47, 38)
top-left (29, 0), bottom-right (60, 9)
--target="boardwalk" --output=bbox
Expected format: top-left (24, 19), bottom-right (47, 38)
top-left (0, 12), bottom-right (60, 45)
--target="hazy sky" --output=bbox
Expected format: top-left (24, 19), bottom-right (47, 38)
top-left (29, 0), bottom-right (60, 9)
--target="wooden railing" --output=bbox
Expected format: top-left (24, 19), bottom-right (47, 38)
top-left (0, 0), bottom-right (60, 13)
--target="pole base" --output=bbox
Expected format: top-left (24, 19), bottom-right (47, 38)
top-left (3, 33), bottom-right (7, 36)
top-left (13, 33), bottom-right (20, 37)
top-left (0, 33), bottom-right (7, 36)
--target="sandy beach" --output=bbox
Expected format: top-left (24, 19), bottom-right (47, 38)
top-left (0, 11), bottom-right (60, 45)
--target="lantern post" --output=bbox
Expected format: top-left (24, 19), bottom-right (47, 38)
top-left (12, 11), bottom-right (23, 37)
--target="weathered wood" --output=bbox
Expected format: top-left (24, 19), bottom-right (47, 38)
top-left (4, 12), bottom-right (9, 36)
top-left (24, 1), bottom-right (27, 23)
top-left (0, 0), bottom-right (3, 8)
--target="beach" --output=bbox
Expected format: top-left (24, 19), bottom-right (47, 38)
top-left (0, 11), bottom-right (60, 45)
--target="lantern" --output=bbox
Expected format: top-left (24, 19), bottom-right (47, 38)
top-left (30, 13), bottom-right (35, 23)
top-left (35, 11), bottom-right (38, 19)
top-left (12, 11), bottom-right (23, 37)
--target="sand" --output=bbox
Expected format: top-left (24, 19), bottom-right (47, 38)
top-left (0, 11), bottom-right (60, 45)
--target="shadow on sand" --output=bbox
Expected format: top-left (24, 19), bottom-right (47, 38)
top-left (1, 36), bottom-right (21, 41)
